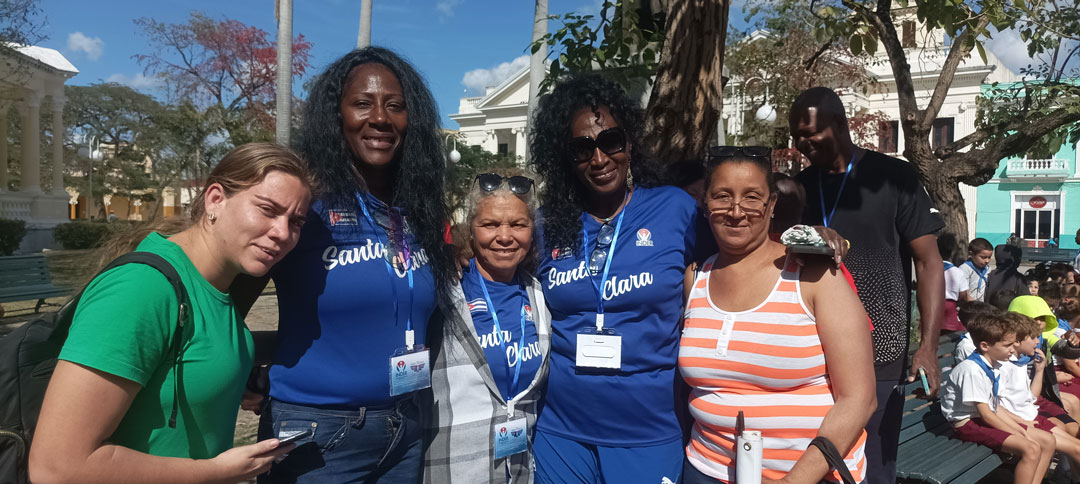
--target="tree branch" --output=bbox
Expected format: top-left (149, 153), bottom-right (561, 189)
top-left (921, 14), bottom-right (991, 130)
top-left (950, 107), bottom-right (1080, 180)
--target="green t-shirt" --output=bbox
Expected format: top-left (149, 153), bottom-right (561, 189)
top-left (59, 232), bottom-right (254, 459)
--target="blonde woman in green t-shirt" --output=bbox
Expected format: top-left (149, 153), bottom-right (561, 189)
top-left (29, 143), bottom-right (314, 484)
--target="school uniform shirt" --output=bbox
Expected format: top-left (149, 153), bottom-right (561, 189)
top-left (955, 333), bottom-right (975, 362)
top-left (999, 358), bottom-right (1039, 421)
top-left (945, 265), bottom-right (969, 301)
top-left (940, 356), bottom-right (999, 423)
top-left (269, 193), bottom-right (437, 407)
top-left (960, 263), bottom-right (989, 302)
top-left (422, 270), bottom-right (551, 484)
top-left (536, 185), bottom-right (698, 447)
top-left (798, 151), bottom-right (944, 381)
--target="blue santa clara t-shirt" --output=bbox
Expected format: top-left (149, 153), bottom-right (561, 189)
top-left (269, 192), bottom-right (436, 407)
top-left (537, 185), bottom-right (698, 446)
top-left (460, 259), bottom-right (542, 401)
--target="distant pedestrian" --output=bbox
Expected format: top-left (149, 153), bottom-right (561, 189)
top-left (1007, 232), bottom-right (1025, 248)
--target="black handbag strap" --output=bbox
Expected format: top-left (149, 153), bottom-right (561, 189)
top-left (809, 436), bottom-right (857, 484)
top-left (58, 251), bottom-right (190, 428)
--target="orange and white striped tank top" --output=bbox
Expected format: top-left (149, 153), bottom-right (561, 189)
top-left (679, 254), bottom-right (866, 483)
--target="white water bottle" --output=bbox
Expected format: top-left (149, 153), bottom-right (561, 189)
top-left (736, 430), bottom-right (763, 484)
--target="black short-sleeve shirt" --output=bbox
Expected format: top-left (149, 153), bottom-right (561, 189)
top-left (797, 150), bottom-right (944, 380)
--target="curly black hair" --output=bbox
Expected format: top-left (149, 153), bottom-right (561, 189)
top-left (528, 74), bottom-right (667, 253)
top-left (297, 46), bottom-right (455, 292)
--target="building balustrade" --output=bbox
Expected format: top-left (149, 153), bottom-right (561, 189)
top-left (1005, 158), bottom-right (1071, 178)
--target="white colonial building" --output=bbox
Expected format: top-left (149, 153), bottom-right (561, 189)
top-left (0, 44), bottom-right (78, 251)
top-left (449, 66), bottom-right (530, 160)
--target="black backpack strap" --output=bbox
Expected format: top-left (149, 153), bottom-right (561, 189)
top-left (808, 436), bottom-right (857, 484)
top-left (61, 252), bottom-right (190, 428)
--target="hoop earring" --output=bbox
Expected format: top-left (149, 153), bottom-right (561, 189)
top-left (208, 212), bottom-right (217, 224)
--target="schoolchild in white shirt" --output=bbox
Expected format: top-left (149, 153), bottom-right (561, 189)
top-left (940, 311), bottom-right (1055, 484)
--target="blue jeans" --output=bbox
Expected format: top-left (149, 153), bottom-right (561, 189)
top-left (256, 397), bottom-right (422, 484)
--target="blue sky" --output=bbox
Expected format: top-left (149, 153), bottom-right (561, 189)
top-left (38, 0), bottom-right (634, 127)
top-left (38, 0), bottom-right (1042, 129)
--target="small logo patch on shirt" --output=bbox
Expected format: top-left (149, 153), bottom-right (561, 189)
top-left (328, 209), bottom-right (358, 226)
top-left (467, 298), bottom-right (488, 313)
top-left (524, 304), bottom-right (534, 321)
top-left (636, 228), bottom-right (654, 247)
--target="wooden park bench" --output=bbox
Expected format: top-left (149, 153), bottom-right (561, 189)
top-left (895, 331), bottom-right (1004, 483)
top-left (0, 254), bottom-right (72, 313)
top-left (1021, 247), bottom-right (1076, 264)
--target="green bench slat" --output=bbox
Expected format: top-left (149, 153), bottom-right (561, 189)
top-left (946, 453), bottom-right (1003, 484)
top-left (896, 431), bottom-right (941, 464)
top-left (907, 439), bottom-right (969, 481)
top-left (924, 443), bottom-right (995, 484)
top-left (898, 416), bottom-right (948, 445)
top-left (898, 435), bottom-right (956, 478)
top-left (0, 254), bottom-right (72, 306)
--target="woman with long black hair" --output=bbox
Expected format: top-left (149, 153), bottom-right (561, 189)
top-left (249, 46), bottom-right (456, 483)
top-left (528, 74), bottom-right (699, 483)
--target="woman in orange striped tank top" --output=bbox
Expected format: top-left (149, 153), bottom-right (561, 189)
top-left (678, 148), bottom-right (877, 484)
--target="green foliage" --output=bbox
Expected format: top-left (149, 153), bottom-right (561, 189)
top-left (0, 218), bottom-right (27, 255)
top-left (445, 144), bottom-right (520, 217)
top-left (725, 3), bottom-right (875, 149)
top-left (530, 1), bottom-right (665, 93)
top-left (52, 220), bottom-right (137, 250)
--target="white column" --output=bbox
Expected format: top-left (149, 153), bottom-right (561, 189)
top-left (51, 95), bottom-right (65, 194)
top-left (18, 91), bottom-right (42, 193)
top-left (0, 104), bottom-right (8, 192)
top-left (482, 129), bottom-right (497, 153)
top-left (513, 127), bottom-right (527, 164)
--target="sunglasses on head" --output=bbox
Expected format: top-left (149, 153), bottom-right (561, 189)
top-left (707, 146), bottom-right (772, 162)
top-left (568, 127), bottom-right (627, 163)
top-left (475, 173), bottom-right (535, 195)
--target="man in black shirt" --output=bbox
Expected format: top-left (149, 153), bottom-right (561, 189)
top-left (790, 87), bottom-right (945, 484)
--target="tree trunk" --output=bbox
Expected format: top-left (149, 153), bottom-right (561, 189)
top-left (642, 0), bottom-right (728, 163)
top-left (905, 135), bottom-right (968, 261)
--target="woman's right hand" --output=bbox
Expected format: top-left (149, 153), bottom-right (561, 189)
top-left (208, 439), bottom-right (293, 483)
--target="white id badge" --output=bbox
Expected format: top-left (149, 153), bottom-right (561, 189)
top-left (389, 346), bottom-right (431, 396)
top-left (575, 328), bottom-right (622, 369)
top-left (494, 417), bottom-right (528, 459)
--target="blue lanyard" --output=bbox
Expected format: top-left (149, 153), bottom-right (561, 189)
top-left (963, 260), bottom-right (989, 290)
top-left (356, 193), bottom-right (415, 349)
top-left (582, 209), bottom-right (626, 331)
top-left (817, 153), bottom-right (856, 228)
top-left (471, 259), bottom-right (526, 401)
top-left (966, 352), bottom-right (999, 399)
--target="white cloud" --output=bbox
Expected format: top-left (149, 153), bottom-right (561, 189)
top-left (66, 32), bottom-right (104, 60)
top-left (462, 55), bottom-right (530, 95)
top-left (106, 73), bottom-right (161, 90)
top-left (985, 27), bottom-right (1036, 75)
top-left (436, 0), bottom-right (462, 17)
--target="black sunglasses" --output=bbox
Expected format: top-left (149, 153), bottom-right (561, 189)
top-left (475, 173), bottom-right (535, 195)
top-left (707, 146), bottom-right (772, 162)
top-left (567, 127), bottom-right (627, 163)
top-left (588, 222), bottom-right (617, 275)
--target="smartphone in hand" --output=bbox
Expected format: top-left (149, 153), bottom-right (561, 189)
top-left (276, 429), bottom-right (313, 445)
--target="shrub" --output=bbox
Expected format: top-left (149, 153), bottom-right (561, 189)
top-left (53, 220), bottom-right (137, 250)
top-left (0, 219), bottom-right (27, 255)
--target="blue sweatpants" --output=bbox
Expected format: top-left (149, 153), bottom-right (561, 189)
top-left (533, 429), bottom-right (684, 484)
